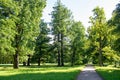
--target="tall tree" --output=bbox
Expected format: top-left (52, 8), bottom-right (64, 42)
top-left (69, 21), bottom-right (85, 66)
top-left (51, 0), bottom-right (73, 66)
top-left (34, 19), bottom-right (50, 66)
top-left (0, 0), bottom-right (46, 69)
top-left (88, 7), bottom-right (107, 66)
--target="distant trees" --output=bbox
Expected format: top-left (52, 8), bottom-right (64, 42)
top-left (0, 0), bottom-right (87, 68)
top-left (0, 0), bottom-right (120, 68)
top-left (34, 20), bottom-right (50, 66)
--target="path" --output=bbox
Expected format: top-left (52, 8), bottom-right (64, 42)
top-left (76, 65), bottom-right (103, 80)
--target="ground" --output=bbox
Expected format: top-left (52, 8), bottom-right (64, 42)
top-left (76, 65), bottom-right (103, 80)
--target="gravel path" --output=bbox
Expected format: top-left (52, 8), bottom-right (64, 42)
top-left (76, 65), bottom-right (103, 80)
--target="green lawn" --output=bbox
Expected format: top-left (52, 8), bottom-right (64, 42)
top-left (96, 66), bottom-right (120, 80)
top-left (0, 64), bottom-right (83, 80)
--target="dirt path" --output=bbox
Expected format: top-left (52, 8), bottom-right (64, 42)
top-left (76, 65), bottom-right (103, 80)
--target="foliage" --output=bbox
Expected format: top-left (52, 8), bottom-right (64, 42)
top-left (0, 0), bottom-right (46, 68)
top-left (34, 19), bottom-right (50, 65)
top-left (69, 21), bottom-right (86, 66)
top-left (0, 0), bottom-right (17, 55)
top-left (88, 6), bottom-right (109, 66)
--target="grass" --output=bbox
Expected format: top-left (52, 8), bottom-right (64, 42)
top-left (96, 66), bottom-right (120, 80)
top-left (0, 64), bottom-right (83, 80)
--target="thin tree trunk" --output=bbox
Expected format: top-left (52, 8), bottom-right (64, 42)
top-left (71, 48), bottom-right (76, 66)
top-left (119, 61), bottom-right (120, 66)
top-left (57, 33), bottom-right (61, 66)
top-left (38, 45), bottom-right (42, 66)
top-left (99, 37), bottom-right (103, 66)
top-left (114, 61), bottom-right (117, 67)
top-left (61, 33), bottom-right (64, 66)
top-left (38, 57), bottom-right (41, 66)
top-left (27, 55), bottom-right (30, 66)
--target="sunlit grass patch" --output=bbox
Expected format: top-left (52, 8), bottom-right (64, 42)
top-left (96, 66), bottom-right (120, 80)
top-left (0, 64), bottom-right (83, 80)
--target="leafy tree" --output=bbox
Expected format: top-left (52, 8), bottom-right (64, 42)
top-left (51, 0), bottom-right (73, 66)
top-left (0, 0), bottom-right (46, 69)
top-left (88, 6), bottom-right (108, 66)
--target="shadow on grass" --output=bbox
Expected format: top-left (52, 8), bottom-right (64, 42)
top-left (97, 69), bottom-right (120, 80)
top-left (0, 71), bottom-right (79, 80)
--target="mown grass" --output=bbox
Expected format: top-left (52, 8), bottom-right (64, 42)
top-left (0, 64), bottom-right (83, 80)
top-left (96, 66), bottom-right (120, 80)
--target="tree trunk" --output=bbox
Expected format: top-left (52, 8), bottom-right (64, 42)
top-left (27, 55), bottom-right (30, 66)
top-left (99, 37), bottom-right (103, 66)
top-left (38, 57), bottom-right (41, 66)
top-left (13, 53), bottom-right (19, 69)
top-left (38, 46), bottom-right (42, 66)
top-left (114, 61), bottom-right (117, 67)
top-left (71, 48), bottom-right (76, 66)
top-left (23, 62), bottom-right (26, 66)
top-left (57, 33), bottom-right (61, 66)
top-left (13, 33), bottom-right (20, 69)
top-left (61, 33), bottom-right (64, 66)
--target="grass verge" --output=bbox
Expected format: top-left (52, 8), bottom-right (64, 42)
top-left (0, 64), bottom-right (83, 80)
top-left (96, 66), bottom-right (120, 80)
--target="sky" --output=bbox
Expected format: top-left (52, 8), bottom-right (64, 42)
top-left (42, 0), bottom-right (120, 29)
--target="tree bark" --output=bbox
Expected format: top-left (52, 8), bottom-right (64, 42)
top-left (57, 33), bottom-right (61, 66)
top-left (13, 35), bottom-right (19, 69)
top-left (27, 55), bottom-right (30, 66)
top-left (38, 57), bottom-right (41, 66)
top-left (99, 37), bottom-right (103, 66)
top-left (13, 53), bottom-right (19, 69)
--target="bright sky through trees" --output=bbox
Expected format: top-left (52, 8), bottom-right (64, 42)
top-left (42, 0), bottom-right (119, 29)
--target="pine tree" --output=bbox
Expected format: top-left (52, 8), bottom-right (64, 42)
top-left (51, 0), bottom-right (73, 66)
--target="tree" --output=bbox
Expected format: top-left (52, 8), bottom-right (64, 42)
top-left (34, 19), bottom-right (50, 66)
top-left (109, 3), bottom-right (120, 66)
top-left (88, 6), bottom-right (107, 66)
top-left (0, 0), bottom-right (17, 63)
top-left (0, 0), bottom-right (46, 69)
top-left (51, 0), bottom-right (73, 66)
top-left (69, 21), bottom-right (85, 66)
